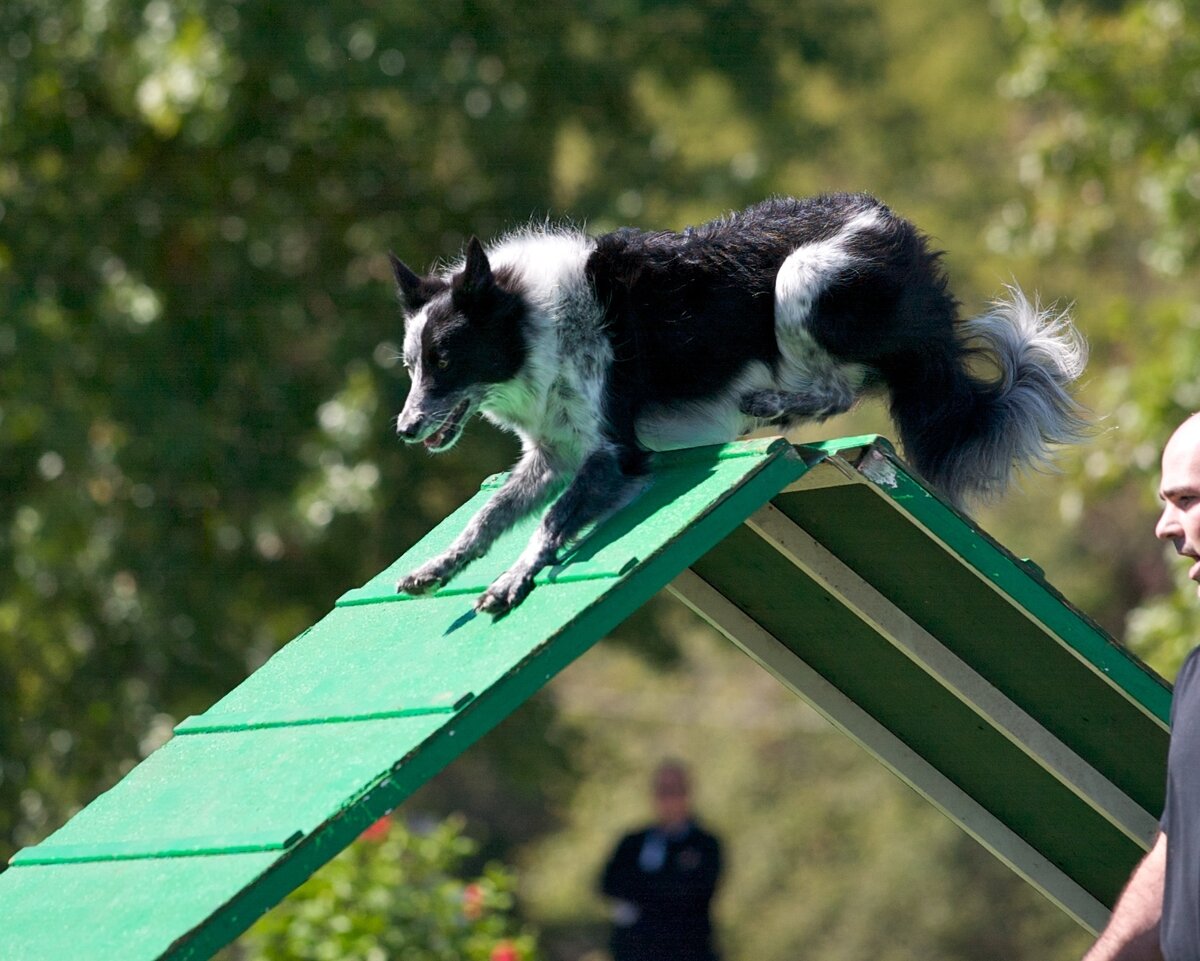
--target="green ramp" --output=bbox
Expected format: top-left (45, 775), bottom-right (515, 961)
top-left (0, 436), bottom-right (1170, 959)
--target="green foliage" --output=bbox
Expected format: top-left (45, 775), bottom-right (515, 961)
top-left (231, 817), bottom-right (537, 961)
top-left (999, 0), bottom-right (1200, 275)
top-left (993, 0), bottom-right (1200, 677)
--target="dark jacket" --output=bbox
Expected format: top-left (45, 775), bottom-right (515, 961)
top-left (600, 821), bottom-right (722, 961)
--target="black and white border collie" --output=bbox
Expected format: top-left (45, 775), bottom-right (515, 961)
top-left (388, 194), bottom-right (1087, 616)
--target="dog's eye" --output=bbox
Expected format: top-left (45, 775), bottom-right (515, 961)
top-left (437, 355), bottom-right (450, 370)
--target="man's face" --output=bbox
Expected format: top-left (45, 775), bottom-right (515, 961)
top-left (653, 768), bottom-right (691, 828)
top-left (1156, 415), bottom-right (1200, 595)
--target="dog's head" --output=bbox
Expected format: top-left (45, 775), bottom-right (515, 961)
top-left (389, 237), bottom-right (527, 452)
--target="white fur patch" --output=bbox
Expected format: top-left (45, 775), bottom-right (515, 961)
top-left (771, 209), bottom-right (877, 400)
top-left (402, 305), bottom-right (429, 382)
top-left (474, 228), bottom-right (611, 468)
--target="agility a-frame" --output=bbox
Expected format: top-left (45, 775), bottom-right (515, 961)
top-left (0, 436), bottom-right (1169, 960)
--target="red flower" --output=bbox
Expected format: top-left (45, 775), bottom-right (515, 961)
top-left (463, 882), bottom-right (485, 921)
top-left (490, 941), bottom-right (520, 961)
top-left (360, 814), bottom-right (392, 842)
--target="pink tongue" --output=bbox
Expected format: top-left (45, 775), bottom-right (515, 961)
top-left (424, 428), bottom-right (446, 450)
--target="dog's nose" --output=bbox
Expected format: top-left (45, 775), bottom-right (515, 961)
top-left (396, 413), bottom-right (423, 440)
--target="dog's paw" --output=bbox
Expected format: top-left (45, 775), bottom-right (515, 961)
top-left (740, 388), bottom-right (849, 425)
top-left (475, 569), bottom-right (535, 618)
top-left (738, 389), bottom-right (790, 422)
top-left (396, 563), bottom-right (451, 596)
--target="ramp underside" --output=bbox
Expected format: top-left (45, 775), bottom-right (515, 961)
top-left (0, 437), bottom-right (1170, 958)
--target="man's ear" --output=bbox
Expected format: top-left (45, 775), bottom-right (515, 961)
top-left (388, 251), bottom-right (430, 311)
top-left (456, 237), bottom-right (495, 301)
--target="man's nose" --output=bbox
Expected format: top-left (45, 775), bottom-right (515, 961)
top-left (1156, 505), bottom-right (1181, 542)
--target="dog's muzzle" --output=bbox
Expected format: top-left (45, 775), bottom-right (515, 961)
top-left (397, 398), bottom-right (472, 452)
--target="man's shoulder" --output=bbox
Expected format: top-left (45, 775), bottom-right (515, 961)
top-left (1176, 646), bottom-right (1200, 697)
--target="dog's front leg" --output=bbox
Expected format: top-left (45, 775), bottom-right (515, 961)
top-left (476, 446), bottom-right (650, 617)
top-left (397, 448), bottom-right (561, 596)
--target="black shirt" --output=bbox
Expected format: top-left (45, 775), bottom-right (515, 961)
top-left (1162, 646), bottom-right (1200, 961)
top-left (600, 821), bottom-right (722, 961)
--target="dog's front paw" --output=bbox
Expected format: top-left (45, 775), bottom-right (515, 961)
top-left (475, 569), bottom-right (535, 618)
top-left (396, 562), bottom-right (453, 596)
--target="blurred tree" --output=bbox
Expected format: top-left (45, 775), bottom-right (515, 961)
top-left (997, 0), bottom-right (1200, 676)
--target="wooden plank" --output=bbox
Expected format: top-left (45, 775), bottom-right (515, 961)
top-left (0, 854), bottom-right (284, 961)
top-left (9, 714), bottom-right (451, 863)
top-left (668, 568), bottom-right (1112, 934)
top-left (689, 518), bottom-right (1150, 906)
top-left (798, 437), bottom-right (1172, 725)
top-left (0, 439), bottom-right (809, 961)
top-left (10, 832), bottom-right (303, 866)
top-left (745, 502), bottom-right (1158, 848)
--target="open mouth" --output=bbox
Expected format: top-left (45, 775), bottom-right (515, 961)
top-left (423, 399), bottom-right (471, 452)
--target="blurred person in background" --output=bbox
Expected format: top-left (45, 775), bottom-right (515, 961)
top-left (599, 759), bottom-right (723, 961)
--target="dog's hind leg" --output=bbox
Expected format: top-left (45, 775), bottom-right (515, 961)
top-left (397, 447), bottom-right (562, 596)
top-left (738, 382), bottom-right (856, 426)
top-left (476, 445), bottom-right (650, 617)
top-left (743, 212), bottom-right (876, 429)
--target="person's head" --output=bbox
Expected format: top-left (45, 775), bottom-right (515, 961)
top-left (652, 759), bottom-right (692, 829)
top-left (1156, 413), bottom-right (1200, 595)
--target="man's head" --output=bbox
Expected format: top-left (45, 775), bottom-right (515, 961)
top-left (1156, 413), bottom-right (1200, 594)
top-left (652, 760), bottom-right (692, 830)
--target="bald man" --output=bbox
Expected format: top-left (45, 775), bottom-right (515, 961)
top-left (1084, 414), bottom-right (1200, 960)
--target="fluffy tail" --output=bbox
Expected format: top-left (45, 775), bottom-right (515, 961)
top-left (889, 286), bottom-right (1089, 508)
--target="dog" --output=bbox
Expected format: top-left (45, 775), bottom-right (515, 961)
top-left (388, 193), bottom-right (1087, 616)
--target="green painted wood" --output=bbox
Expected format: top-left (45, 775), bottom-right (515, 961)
top-left (685, 435), bottom-right (1170, 910)
top-left (11, 714), bottom-right (451, 863)
top-left (10, 832), bottom-right (304, 867)
top-left (173, 696), bottom-right (472, 735)
top-left (164, 438), bottom-right (807, 961)
top-left (0, 433), bottom-right (1172, 957)
top-left (0, 855), bottom-right (284, 961)
top-left (800, 436), bottom-right (1172, 725)
top-left (0, 439), bottom-right (807, 961)
top-left (788, 439), bottom-right (1170, 812)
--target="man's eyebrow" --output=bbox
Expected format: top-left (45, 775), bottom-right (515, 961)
top-left (1160, 486), bottom-right (1200, 501)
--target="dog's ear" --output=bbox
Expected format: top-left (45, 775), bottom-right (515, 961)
top-left (455, 236), bottom-right (495, 302)
top-left (388, 251), bottom-right (433, 311)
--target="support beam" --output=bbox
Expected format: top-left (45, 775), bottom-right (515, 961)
top-left (668, 568), bottom-right (1112, 934)
top-left (744, 503), bottom-right (1158, 850)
